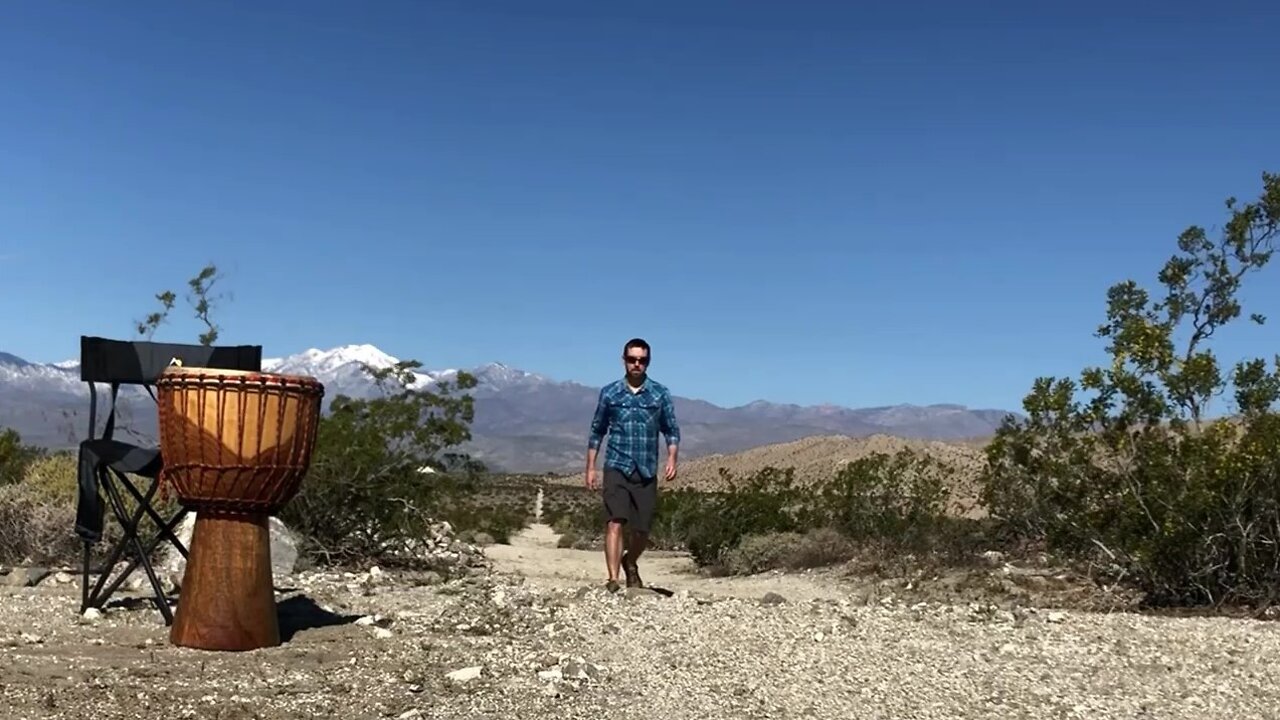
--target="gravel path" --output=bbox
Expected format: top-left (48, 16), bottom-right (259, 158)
top-left (3, 524), bottom-right (1280, 719)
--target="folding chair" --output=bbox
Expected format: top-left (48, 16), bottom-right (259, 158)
top-left (74, 335), bottom-right (262, 623)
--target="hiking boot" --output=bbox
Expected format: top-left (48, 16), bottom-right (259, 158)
top-left (622, 554), bottom-right (644, 588)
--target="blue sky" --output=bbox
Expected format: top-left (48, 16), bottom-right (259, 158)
top-left (2, 1), bottom-right (1278, 413)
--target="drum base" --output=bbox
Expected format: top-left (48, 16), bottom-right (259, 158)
top-left (171, 512), bottom-right (279, 651)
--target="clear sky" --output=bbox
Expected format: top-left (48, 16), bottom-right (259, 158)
top-left (2, 1), bottom-right (1278, 413)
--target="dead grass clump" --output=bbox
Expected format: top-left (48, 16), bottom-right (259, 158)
top-left (720, 527), bottom-right (856, 575)
top-left (0, 483), bottom-right (80, 566)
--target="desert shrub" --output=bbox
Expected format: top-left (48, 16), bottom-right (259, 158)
top-left (720, 527), bottom-right (855, 575)
top-left (20, 451), bottom-right (78, 504)
top-left (0, 428), bottom-right (42, 487)
top-left (0, 483), bottom-right (80, 566)
top-left (542, 484), bottom-right (599, 529)
top-left (816, 450), bottom-right (953, 547)
top-left (981, 171), bottom-right (1280, 607)
top-left (280, 361), bottom-right (492, 565)
top-left (653, 453), bottom-right (966, 570)
top-left (665, 467), bottom-right (809, 566)
top-left (0, 446), bottom-right (179, 569)
top-left (424, 476), bottom-right (529, 544)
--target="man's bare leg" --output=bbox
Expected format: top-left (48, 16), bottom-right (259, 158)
top-left (623, 530), bottom-right (649, 587)
top-left (604, 520), bottom-right (625, 590)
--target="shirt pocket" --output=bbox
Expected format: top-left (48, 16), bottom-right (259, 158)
top-left (624, 399), bottom-right (661, 425)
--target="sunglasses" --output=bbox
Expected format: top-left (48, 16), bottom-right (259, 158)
top-left (623, 355), bottom-right (649, 365)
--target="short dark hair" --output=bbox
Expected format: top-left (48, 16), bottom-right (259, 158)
top-left (623, 338), bottom-right (650, 357)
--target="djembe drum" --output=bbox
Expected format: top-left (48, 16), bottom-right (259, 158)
top-left (156, 365), bottom-right (324, 651)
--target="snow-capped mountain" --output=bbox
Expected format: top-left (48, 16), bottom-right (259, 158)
top-left (0, 343), bottom-right (1016, 472)
top-left (262, 344), bottom-right (455, 398)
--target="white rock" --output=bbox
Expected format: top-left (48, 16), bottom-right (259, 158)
top-left (161, 514), bottom-right (299, 581)
top-left (446, 666), bottom-right (483, 683)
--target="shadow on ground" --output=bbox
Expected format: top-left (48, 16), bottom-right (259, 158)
top-left (277, 595), bottom-right (362, 642)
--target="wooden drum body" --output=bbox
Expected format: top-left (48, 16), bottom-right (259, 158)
top-left (156, 366), bottom-right (324, 651)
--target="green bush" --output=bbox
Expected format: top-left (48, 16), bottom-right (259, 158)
top-left (0, 428), bottom-right (42, 487)
top-left (20, 451), bottom-right (78, 504)
top-left (680, 468), bottom-right (805, 565)
top-left (817, 449), bottom-right (953, 546)
top-left (636, 456), bottom-right (962, 570)
top-left (280, 361), bottom-right (495, 565)
top-left (981, 171), bottom-right (1280, 608)
top-left (720, 528), bottom-right (855, 575)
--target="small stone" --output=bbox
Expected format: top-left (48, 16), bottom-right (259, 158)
top-left (446, 666), bottom-right (483, 683)
top-left (761, 592), bottom-right (786, 606)
top-left (1047, 611), bottom-right (1067, 624)
top-left (4, 568), bottom-right (51, 587)
top-left (561, 657), bottom-right (604, 681)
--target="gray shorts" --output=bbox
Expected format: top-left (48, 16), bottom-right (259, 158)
top-left (602, 467), bottom-right (658, 533)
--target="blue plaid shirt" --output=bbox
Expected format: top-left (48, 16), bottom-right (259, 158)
top-left (588, 377), bottom-right (680, 479)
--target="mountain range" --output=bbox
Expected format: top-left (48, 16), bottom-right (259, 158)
top-left (0, 344), bottom-right (1017, 473)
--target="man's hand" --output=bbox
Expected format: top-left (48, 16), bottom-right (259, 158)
top-left (585, 448), bottom-right (600, 490)
top-left (664, 459), bottom-right (678, 482)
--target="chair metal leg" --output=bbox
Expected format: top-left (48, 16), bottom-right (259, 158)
top-left (113, 472), bottom-right (189, 562)
top-left (99, 470), bottom-right (174, 624)
top-left (80, 543), bottom-right (91, 614)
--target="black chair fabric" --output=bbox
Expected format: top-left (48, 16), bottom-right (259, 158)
top-left (79, 336), bottom-right (262, 385)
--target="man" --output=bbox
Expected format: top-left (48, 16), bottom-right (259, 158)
top-left (585, 337), bottom-right (680, 592)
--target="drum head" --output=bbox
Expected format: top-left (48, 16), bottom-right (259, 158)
top-left (159, 365), bottom-right (322, 387)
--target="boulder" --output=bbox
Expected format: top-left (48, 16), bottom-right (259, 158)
top-left (160, 514), bottom-right (299, 586)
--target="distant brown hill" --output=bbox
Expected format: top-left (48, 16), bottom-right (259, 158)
top-left (554, 433), bottom-right (994, 513)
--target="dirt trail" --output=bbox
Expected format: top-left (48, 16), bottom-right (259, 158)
top-left (485, 523), bottom-right (849, 603)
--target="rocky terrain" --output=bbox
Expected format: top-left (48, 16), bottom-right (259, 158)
top-left (3, 520), bottom-right (1280, 719)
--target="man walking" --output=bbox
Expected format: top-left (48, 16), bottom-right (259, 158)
top-left (585, 338), bottom-right (680, 592)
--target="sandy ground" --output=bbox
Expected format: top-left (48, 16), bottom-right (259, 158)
top-left (4, 524), bottom-right (1280, 719)
top-left (485, 522), bottom-right (851, 604)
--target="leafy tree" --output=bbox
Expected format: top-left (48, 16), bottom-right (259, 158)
top-left (981, 172), bottom-right (1280, 606)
